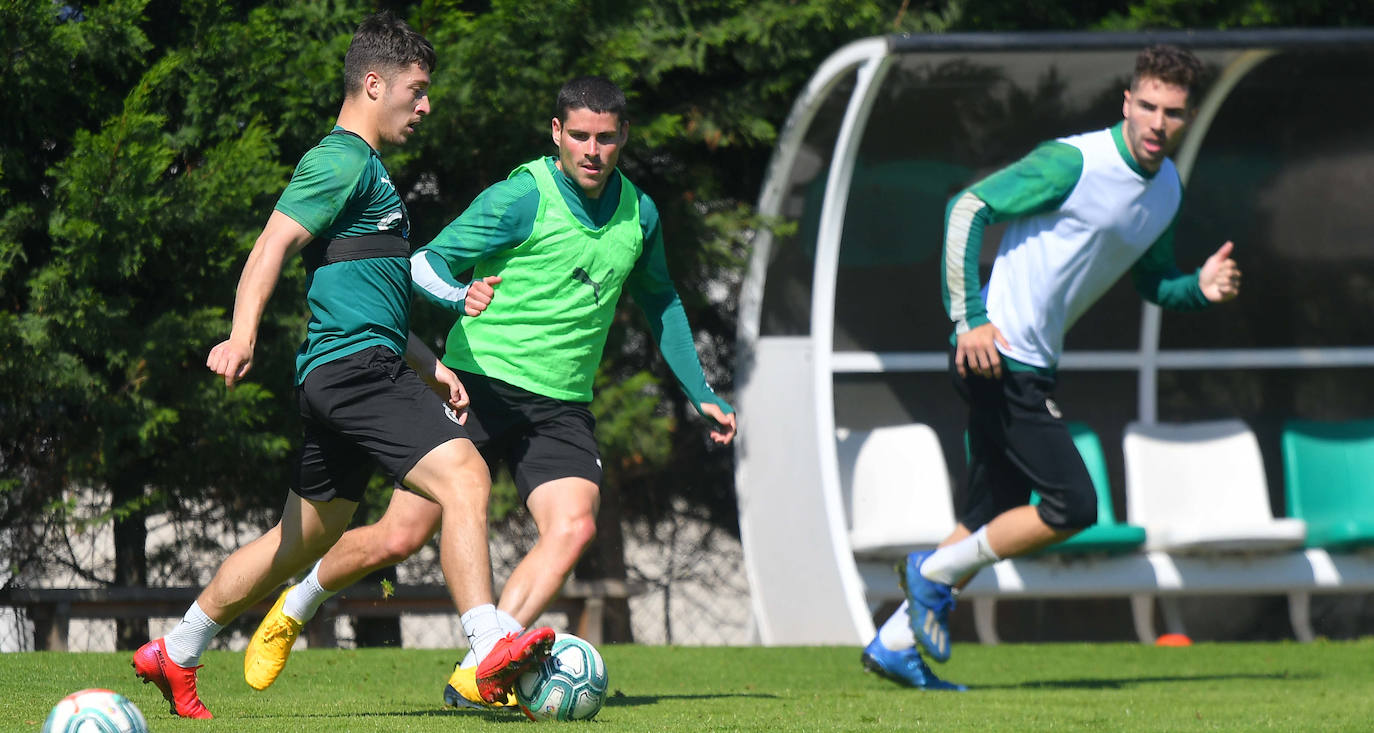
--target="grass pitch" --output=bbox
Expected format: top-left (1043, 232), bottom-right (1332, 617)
top-left (4, 641), bottom-right (1373, 731)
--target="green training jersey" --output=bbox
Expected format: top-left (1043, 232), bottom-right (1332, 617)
top-left (413, 156), bottom-right (731, 413)
top-left (275, 128), bottom-right (413, 383)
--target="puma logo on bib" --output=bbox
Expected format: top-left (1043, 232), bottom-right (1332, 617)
top-left (572, 267), bottom-right (613, 305)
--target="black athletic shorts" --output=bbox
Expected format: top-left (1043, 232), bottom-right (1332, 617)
top-left (293, 346), bottom-right (469, 503)
top-left (950, 347), bottom-right (1095, 532)
top-left (454, 369), bottom-right (602, 503)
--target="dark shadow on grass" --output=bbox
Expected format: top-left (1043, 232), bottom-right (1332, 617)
top-left (224, 693), bottom-right (779, 723)
top-left (603, 691), bottom-right (780, 708)
top-left (971, 671), bottom-right (1318, 691)
top-left (226, 708), bottom-right (527, 723)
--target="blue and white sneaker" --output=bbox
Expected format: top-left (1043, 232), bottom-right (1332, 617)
top-left (898, 550), bottom-right (955, 662)
top-left (861, 637), bottom-right (967, 691)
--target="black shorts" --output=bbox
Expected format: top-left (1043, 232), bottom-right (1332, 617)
top-left (455, 370), bottom-right (602, 503)
top-left (951, 348), bottom-right (1095, 532)
top-left (293, 346), bottom-right (469, 503)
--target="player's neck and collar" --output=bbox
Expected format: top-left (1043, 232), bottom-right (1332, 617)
top-left (334, 108), bottom-right (383, 152)
top-left (548, 156), bottom-right (624, 224)
top-left (1110, 121), bottom-right (1158, 180)
top-left (552, 157), bottom-right (622, 200)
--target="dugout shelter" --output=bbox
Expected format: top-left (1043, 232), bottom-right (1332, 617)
top-left (734, 29), bottom-right (1374, 645)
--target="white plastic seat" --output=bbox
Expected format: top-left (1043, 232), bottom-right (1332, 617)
top-left (835, 424), bottom-right (957, 557)
top-left (1123, 419), bottom-right (1306, 553)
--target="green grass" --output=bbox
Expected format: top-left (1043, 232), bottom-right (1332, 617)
top-left (5, 641), bottom-right (1374, 731)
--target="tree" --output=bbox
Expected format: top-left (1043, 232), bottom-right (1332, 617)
top-left (1, 0), bottom-right (363, 647)
top-left (4, 0), bottom-right (1369, 649)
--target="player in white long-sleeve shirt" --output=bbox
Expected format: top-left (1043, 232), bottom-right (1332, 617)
top-left (865, 45), bottom-right (1243, 690)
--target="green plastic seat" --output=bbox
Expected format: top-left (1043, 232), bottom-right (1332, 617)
top-left (1036, 422), bottom-right (1146, 554)
top-left (1282, 418), bottom-right (1374, 550)
top-left (964, 422), bottom-right (1146, 554)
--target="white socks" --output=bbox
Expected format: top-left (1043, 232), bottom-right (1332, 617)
top-left (164, 602), bottom-right (223, 667)
top-left (921, 526), bottom-right (1000, 586)
top-left (497, 609), bottom-right (523, 635)
top-left (876, 531), bottom-right (997, 653)
top-left (460, 609), bottom-right (524, 668)
top-left (461, 604), bottom-right (505, 662)
top-left (282, 561), bottom-right (336, 622)
top-left (877, 601), bottom-right (916, 651)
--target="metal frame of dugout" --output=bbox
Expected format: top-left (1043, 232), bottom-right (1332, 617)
top-left (733, 29), bottom-right (1374, 645)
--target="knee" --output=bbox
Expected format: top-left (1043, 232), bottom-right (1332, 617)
top-left (549, 512), bottom-right (597, 556)
top-left (376, 526), bottom-right (431, 566)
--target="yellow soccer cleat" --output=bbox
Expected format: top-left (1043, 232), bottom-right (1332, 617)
top-left (244, 587), bottom-right (303, 691)
top-left (443, 661), bottom-right (517, 710)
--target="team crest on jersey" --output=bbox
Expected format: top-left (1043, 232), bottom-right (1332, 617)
top-left (1045, 398), bottom-right (1063, 419)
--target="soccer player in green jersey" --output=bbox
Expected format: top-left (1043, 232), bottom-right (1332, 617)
top-left (132, 12), bottom-right (552, 719)
top-left (865, 45), bottom-right (1243, 689)
top-left (243, 76), bottom-right (738, 709)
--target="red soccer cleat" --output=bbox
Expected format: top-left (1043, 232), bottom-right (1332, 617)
top-left (474, 626), bottom-right (556, 704)
top-left (132, 637), bottom-right (213, 719)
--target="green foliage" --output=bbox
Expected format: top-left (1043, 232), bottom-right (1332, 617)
top-left (942, 0), bottom-right (1374, 30)
top-left (592, 369), bottom-right (675, 486)
top-left (3, 0), bottom-right (1369, 590)
top-left (1093, 0), bottom-right (1374, 29)
top-left (1, 0), bottom-right (366, 588)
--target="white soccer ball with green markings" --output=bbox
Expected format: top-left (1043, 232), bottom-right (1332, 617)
top-left (515, 633), bottom-right (609, 721)
top-left (43, 689), bottom-right (148, 733)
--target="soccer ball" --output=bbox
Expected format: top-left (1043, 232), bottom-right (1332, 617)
top-left (42, 689), bottom-right (148, 733)
top-left (514, 633), bottom-right (608, 721)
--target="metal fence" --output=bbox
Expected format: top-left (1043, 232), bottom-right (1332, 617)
top-left (0, 492), bottom-right (755, 652)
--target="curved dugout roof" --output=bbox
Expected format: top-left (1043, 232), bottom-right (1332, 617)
top-left (734, 29), bottom-right (1374, 645)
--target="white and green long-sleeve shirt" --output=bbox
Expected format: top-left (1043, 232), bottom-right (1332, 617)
top-left (942, 122), bottom-right (1210, 371)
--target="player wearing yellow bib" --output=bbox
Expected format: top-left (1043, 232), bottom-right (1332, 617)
top-left (866, 45), bottom-right (1243, 690)
top-left (244, 76), bottom-right (737, 708)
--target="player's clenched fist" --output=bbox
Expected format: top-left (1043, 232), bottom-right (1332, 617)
top-left (464, 275), bottom-right (502, 317)
top-left (207, 338), bottom-right (254, 388)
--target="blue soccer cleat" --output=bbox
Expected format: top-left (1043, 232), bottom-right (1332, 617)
top-left (898, 550), bottom-right (956, 662)
top-left (861, 637), bottom-right (967, 691)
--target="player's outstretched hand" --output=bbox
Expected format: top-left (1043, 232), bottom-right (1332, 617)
top-left (1199, 241), bottom-right (1241, 303)
top-left (700, 403), bottom-right (737, 446)
top-left (464, 275), bottom-right (502, 317)
top-left (207, 338), bottom-right (254, 388)
top-left (954, 322), bottom-right (1009, 380)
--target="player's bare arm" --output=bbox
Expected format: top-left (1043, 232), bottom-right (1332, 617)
top-left (954, 322), bottom-right (1010, 379)
top-left (206, 211), bottom-right (314, 388)
top-left (1198, 240), bottom-right (1241, 303)
top-left (405, 331), bottom-right (469, 418)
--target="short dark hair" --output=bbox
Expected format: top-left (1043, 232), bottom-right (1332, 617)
top-left (555, 76), bottom-right (627, 124)
top-left (1132, 44), bottom-right (1203, 96)
top-left (343, 11), bottom-right (435, 97)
